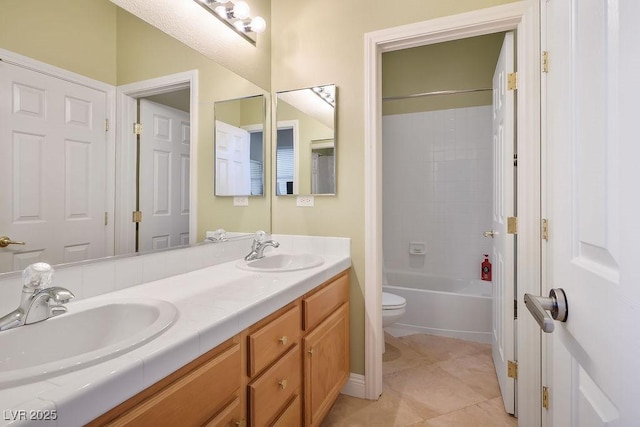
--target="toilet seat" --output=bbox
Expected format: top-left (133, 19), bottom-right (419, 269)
top-left (382, 292), bottom-right (406, 310)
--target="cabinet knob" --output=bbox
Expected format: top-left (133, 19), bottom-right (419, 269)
top-left (278, 379), bottom-right (288, 390)
top-left (278, 336), bottom-right (288, 345)
top-left (308, 348), bottom-right (314, 356)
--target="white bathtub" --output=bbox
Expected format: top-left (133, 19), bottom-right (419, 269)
top-left (383, 270), bottom-right (492, 344)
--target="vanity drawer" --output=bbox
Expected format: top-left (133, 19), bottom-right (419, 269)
top-left (272, 394), bottom-right (301, 427)
top-left (204, 396), bottom-right (243, 427)
top-left (303, 272), bottom-right (349, 331)
top-left (248, 344), bottom-right (301, 427)
top-left (103, 342), bottom-right (241, 426)
top-left (247, 304), bottom-right (300, 377)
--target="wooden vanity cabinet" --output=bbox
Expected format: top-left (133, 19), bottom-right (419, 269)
top-left (90, 270), bottom-right (349, 427)
top-left (302, 272), bottom-right (350, 427)
top-left (89, 336), bottom-right (244, 427)
top-left (245, 302), bottom-right (302, 427)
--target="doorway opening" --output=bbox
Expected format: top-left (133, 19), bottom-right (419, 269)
top-left (363, 2), bottom-right (542, 423)
top-left (115, 71), bottom-right (198, 256)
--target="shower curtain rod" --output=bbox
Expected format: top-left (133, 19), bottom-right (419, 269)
top-left (382, 87), bottom-right (492, 101)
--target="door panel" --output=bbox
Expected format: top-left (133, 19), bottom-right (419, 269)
top-left (215, 120), bottom-right (251, 196)
top-left (138, 99), bottom-right (190, 252)
top-left (0, 62), bottom-right (108, 272)
top-left (544, 0), bottom-right (638, 424)
top-left (491, 31), bottom-right (516, 415)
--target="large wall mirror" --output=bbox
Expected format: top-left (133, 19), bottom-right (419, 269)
top-left (214, 95), bottom-right (266, 196)
top-left (0, 0), bottom-right (270, 275)
top-left (275, 85), bottom-right (337, 196)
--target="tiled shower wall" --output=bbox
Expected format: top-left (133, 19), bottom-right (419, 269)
top-left (382, 105), bottom-right (493, 281)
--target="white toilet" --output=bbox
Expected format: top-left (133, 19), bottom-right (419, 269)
top-left (382, 292), bottom-right (407, 327)
top-left (382, 292), bottom-right (406, 353)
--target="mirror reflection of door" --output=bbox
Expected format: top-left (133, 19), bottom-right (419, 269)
top-left (137, 95), bottom-right (190, 252)
top-left (0, 59), bottom-right (110, 273)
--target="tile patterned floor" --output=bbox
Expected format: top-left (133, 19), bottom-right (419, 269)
top-left (322, 333), bottom-right (518, 427)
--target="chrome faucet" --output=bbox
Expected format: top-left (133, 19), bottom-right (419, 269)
top-left (244, 231), bottom-right (280, 261)
top-left (0, 263), bottom-right (75, 332)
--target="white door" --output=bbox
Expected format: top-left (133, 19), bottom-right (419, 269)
top-left (543, 0), bottom-right (640, 424)
top-left (138, 99), bottom-right (190, 252)
top-left (215, 120), bottom-right (251, 196)
top-left (490, 31), bottom-right (516, 415)
top-left (0, 62), bottom-right (108, 272)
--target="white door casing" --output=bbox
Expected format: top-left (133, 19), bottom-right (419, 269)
top-left (491, 31), bottom-right (516, 415)
top-left (363, 4), bottom-right (541, 417)
top-left (215, 120), bottom-right (251, 196)
top-left (0, 60), bottom-right (109, 272)
top-left (542, 0), bottom-right (640, 425)
top-left (138, 99), bottom-right (190, 252)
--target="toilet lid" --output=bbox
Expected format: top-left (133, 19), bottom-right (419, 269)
top-left (382, 292), bottom-right (406, 309)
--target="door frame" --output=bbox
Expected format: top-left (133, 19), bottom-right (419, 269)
top-left (115, 71), bottom-right (199, 255)
top-left (363, 1), bottom-right (543, 423)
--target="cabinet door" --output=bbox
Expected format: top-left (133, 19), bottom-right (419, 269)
top-left (303, 303), bottom-right (349, 427)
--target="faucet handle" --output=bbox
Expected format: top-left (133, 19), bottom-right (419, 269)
top-left (254, 230), bottom-right (266, 244)
top-left (22, 263), bottom-right (54, 290)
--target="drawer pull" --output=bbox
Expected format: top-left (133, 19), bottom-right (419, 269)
top-left (278, 336), bottom-right (288, 345)
top-left (278, 379), bottom-right (288, 390)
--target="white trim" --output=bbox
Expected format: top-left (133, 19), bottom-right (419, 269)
top-left (0, 48), bottom-right (117, 259)
top-left (341, 373), bottom-right (366, 399)
top-left (363, 3), bottom-right (541, 424)
top-left (116, 71), bottom-right (199, 253)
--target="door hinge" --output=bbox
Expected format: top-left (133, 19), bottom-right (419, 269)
top-left (507, 72), bottom-right (518, 90)
top-left (514, 299), bottom-right (518, 319)
top-left (104, 212), bottom-right (108, 226)
top-left (105, 118), bottom-right (109, 132)
top-left (133, 123), bottom-right (143, 135)
top-left (507, 216), bottom-right (518, 234)
top-left (132, 211), bottom-right (143, 223)
top-left (542, 51), bottom-right (549, 73)
top-left (542, 218), bottom-right (549, 241)
top-left (508, 360), bottom-right (518, 379)
top-left (542, 386), bottom-right (550, 409)
top-left (513, 154), bottom-right (518, 167)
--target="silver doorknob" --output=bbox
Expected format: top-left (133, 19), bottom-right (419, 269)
top-left (0, 236), bottom-right (26, 248)
top-left (483, 230), bottom-right (496, 238)
top-left (524, 288), bottom-right (568, 333)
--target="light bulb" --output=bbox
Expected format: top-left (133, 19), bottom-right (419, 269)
top-left (233, 1), bottom-right (250, 19)
top-left (234, 20), bottom-right (248, 32)
top-left (214, 5), bottom-right (228, 16)
top-left (250, 16), bottom-right (266, 33)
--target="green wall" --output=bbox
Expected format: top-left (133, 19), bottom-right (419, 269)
top-left (382, 33), bottom-right (505, 115)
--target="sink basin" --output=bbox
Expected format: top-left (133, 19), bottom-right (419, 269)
top-left (0, 298), bottom-right (177, 389)
top-left (237, 253), bottom-right (324, 272)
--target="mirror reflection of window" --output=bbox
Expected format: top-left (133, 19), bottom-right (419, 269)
top-left (276, 128), bottom-right (295, 195)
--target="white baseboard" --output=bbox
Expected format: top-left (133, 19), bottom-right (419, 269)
top-left (341, 373), bottom-right (366, 399)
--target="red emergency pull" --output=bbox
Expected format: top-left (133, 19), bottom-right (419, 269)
top-left (481, 254), bottom-right (492, 281)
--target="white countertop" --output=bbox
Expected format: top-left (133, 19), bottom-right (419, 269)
top-left (0, 245), bottom-right (351, 426)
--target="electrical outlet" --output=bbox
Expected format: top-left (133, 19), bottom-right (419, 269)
top-left (296, 196), bottom-right (315, 207)
top-left (233, 196), bottom-right (249, 206)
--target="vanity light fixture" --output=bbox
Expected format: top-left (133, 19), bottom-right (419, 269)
top-left (195, 0), bottom-right (266, 45)
top-left (312, 85), bottom-right (336, 107)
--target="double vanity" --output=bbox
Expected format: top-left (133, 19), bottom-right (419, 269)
top-left (0, 234), bottom-right (351, 426)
